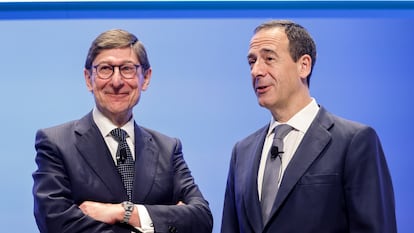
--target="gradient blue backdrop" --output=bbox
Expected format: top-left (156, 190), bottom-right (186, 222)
top-left (0, 1), bottom-right (413, 232)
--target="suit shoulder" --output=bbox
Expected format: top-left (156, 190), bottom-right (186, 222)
top-left (321, 109), bottom-right (378, 137)
top-left (137, 126), bottom-right (183, 156)
top-left (36, 112), bottom-right (92, 137)
top-left (139, 126), bottom-right (179, 145)
top-left (234, 125), bottom-right (268, 148)
top-left (34, 119), bottom-right (82, 152)
top-left (332, 113), bottom-right (372, 131)
top-left (36, 120), bottom-right (78, 137)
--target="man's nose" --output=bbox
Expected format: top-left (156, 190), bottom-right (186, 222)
top-left (251, 59), bottom-right (266, 78)
top-left (111, 67), bottom-right (124, 86)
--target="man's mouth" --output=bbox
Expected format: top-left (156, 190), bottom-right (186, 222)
top-left (256, 85), bottom-right (269, 94)
top-left (107, 92), bottom-right (129, 98)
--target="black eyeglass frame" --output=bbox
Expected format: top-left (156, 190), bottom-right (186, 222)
top-left (92, 63), bottom-right (141, 79)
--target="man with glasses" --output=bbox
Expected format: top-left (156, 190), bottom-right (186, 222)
top-left (33, 29), bottom-right (213, 233)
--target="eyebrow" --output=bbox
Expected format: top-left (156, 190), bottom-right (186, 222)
top-left (260, 48), bottom-right (278, 57)
top-left (95, 60), bottom-right (136, 65)
top-left (247, 48), bottom-right (278, 60)
top-left (247, 53), bottom-right (255, 60)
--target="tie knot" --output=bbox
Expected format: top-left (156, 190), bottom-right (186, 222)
top-left (110, 128), bottom-right (128, 142)
top-left (274, 124), bottom-right (293, 140)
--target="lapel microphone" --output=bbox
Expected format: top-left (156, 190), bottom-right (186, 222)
top-left (271, 146), bottom-right (283, 159)
top-left (117, 148), bottom-right (128, 163)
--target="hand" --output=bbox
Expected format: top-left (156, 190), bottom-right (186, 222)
top-left (79, 201), bottom-right (123, 225)
top-left (177, 201), bottom-right (186, 205)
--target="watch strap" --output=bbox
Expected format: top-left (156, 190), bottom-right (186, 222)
top-left (121, 201), bottom-right (134, 224)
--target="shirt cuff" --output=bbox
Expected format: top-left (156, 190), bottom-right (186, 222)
top-left (135, 204), bottom-right (154, 233)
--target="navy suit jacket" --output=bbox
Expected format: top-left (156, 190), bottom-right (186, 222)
top-left (221, 107), bottom-right (396, 233)
top-left (33, 112), bottom-right (212, 233)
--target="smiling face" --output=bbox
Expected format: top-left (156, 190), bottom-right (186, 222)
top-left (247, 27), bottom-right (312, 121)
top-left (84, 47), bottom-right (152, 126)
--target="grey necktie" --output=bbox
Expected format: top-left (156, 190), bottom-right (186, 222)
top-left (261, 124), bottom-right (293, 223)
top-left (110, 128), bottom-right (135, 201)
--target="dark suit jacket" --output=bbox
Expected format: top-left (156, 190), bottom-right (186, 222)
top-left (221, 107), bottom-right (396, 233)
top-left (33, 112), bottom-right (212, 233)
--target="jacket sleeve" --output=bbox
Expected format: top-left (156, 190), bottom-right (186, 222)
top-left (220, 144), bottom-right (241, 233)
top-left (344, 126), bottom-right (397, 233)
top-left (144, 138), bottom-right (213, 233)
top-left (32, 129), bottom-right (118, 233)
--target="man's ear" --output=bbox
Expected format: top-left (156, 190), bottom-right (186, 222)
top-left (84, 68), bottom-right (93, 92)
top-left (298, 54), bottom-right (312, 81)
top-left (141, 68), bottom-right (152, 91)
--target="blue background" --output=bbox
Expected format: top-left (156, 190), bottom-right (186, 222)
top-left (0, 1), bottom-right (413, 232)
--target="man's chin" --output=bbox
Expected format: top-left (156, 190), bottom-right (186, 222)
top-left (257, 99), bottom-right (270, 108)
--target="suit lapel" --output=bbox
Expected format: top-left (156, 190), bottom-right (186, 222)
top-left (268, 107), bottom-right (334, 221)
top-left (74, 113), bottom-right (126, 200)
top-left (74, 114), bottom-right (159, 202)
top-left (243, 126), bottom-right (268, 231)
top-left (131, 124), bottom-right (158, 203)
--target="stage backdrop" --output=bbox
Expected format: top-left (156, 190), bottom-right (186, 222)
top-left (0, 1), bottom-right (413, 232)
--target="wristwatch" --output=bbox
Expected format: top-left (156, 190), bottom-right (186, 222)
top-left (121, 201), bottom-right (134, 224)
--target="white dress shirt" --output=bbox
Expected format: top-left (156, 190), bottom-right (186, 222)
top-left (92, 107), bottom-right (154, 233)
top-left (258, 99), bottom-right (320, 199)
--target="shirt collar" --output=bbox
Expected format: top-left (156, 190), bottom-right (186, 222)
top-left (267, 98), bottom-right (320, 136)
top-left (92, 107), bottom-right (135, 141)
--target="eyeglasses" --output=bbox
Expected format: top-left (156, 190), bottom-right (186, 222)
top-left (93, 63), bottom-right (141, 79)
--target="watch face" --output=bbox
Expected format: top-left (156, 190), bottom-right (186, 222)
top-left (123, 201), bottom-right (134, 211)
top-left (126, 204), bottom-right (134, 211)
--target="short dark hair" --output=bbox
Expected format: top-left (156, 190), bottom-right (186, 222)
top-left (84, 29), bottom-right (150, 74)
top-left (254, 20), bottom-right (317, 86)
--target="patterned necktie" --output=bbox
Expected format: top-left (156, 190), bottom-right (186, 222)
top-left (261, 124), bottom-right (293, 223)
top-left (110, 128), bottom-right (135, 201)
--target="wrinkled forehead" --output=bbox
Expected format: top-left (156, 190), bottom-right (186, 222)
top-left (248, 28), bottom-right (288, 53)
top-left (94, 47), bottom-right (139, 64)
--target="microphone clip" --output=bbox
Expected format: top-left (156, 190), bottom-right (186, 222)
top-left (117, 148), bottom-right (127, 164)
top-left (270, 146), bottom-right (283, 159)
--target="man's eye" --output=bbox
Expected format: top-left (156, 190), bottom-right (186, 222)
top-left (121, 66), bottom-right (134, 72)
top-left (99, 65), bottom-right (113, 72)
